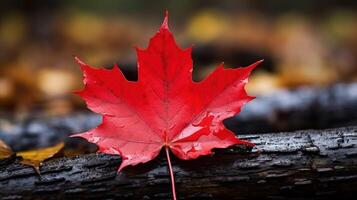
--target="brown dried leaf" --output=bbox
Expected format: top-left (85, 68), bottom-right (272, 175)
top-left (0, 139), bottom-right (13, 160)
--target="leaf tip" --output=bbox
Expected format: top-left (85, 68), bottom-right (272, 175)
top-left (244, 59), bottom-right (263, 74)
top-left (74, 56), bottom-right (92, 71)
top-left (236, 139), bottom-right (255, 147)
top-left (69, 133), bottom-right (81, 138)
top-left (118, 165), bottom-right (124, 172)
top-left (160, 10), bottom-right (169, 31)
top-left (251, 59), bottom-right (264, 68)
top-left (72, 89), bottom-right (83, 96)
top-left (74, 56), bottom-right (84, 65)
top-left (117, 158), bottom-right (129, 172)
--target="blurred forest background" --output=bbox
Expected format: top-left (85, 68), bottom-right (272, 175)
top-left (0, 0), bottom-right (356, 116)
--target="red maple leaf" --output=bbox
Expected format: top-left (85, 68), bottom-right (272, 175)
top-left (72, 12), bottom-right (261, 199)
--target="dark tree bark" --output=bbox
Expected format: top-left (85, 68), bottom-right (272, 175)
top-left (1, 126), bottom-right (357, 200)
top-left (226, 83), bottom-right (357, 134)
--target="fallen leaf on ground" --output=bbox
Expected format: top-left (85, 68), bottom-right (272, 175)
top-left (72, 12), bottom-right (261, 200)
top-left (0, 139), bottom-right (13, 160)
top-left (17, 142), bottom-right (64, 174)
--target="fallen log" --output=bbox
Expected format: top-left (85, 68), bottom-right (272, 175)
top-left (1, 126), bottom-right (357, 200)
top-left (1, 83), bottom-right (357, 151)
top-left (226, 83), bottom-right (357, 134)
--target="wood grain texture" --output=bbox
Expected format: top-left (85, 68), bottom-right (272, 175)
top-left (1, 126), bottom-right (357, 199)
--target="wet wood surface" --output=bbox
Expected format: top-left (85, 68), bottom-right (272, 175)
top-left (1, 126), bottom-right (357, 200)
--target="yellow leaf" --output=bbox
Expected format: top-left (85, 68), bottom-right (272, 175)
top-left (17, 142), bottom-right (64, 174)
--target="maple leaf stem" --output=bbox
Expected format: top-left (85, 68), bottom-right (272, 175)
top-left (165, 146), bottom-right (177, 200)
